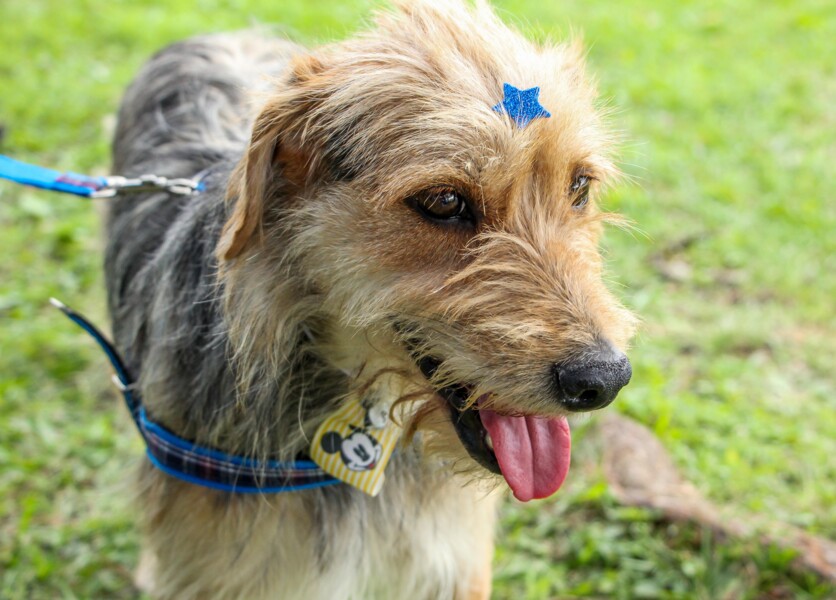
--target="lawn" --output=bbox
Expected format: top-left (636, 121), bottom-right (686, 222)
top-left (1, 0), bottom-right (834, 598)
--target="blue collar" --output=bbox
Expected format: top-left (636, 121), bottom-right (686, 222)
top-left (50, 298), bottom-right (341, 494)
top-left (3, 153), bottom-right (337, 493)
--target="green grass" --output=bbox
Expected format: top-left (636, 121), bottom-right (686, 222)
top-left (1, 0), bottom-right (834, 598)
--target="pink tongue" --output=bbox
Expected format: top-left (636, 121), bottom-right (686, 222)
top-left (479, 409), bottom-right (571, 502)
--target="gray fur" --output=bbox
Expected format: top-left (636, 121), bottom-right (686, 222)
top-left (106, 34), bottom-right (334, 453)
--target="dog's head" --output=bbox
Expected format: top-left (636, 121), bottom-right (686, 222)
top-left (219, 0), bottom-right (637, 501)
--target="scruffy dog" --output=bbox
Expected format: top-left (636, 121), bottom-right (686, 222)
top-left (104, 1), bottom-right (636, 598)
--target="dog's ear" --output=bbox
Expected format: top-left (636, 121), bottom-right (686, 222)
top-left (217, 54), bottom-right (327, 262)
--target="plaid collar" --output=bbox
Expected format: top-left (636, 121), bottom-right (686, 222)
top-left (52, 299), bottom-right (341, 494)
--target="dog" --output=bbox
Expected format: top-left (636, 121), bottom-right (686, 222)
top-left (104, 1), bottom-right (636, 598)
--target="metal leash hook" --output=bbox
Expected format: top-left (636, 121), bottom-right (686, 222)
top-left (90, 174), bottom-right (205, 198)
top-left (0, 154), bottom-right (207, 198)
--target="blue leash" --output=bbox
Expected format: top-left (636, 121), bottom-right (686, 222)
top-left (0, 154), bottom-right (107, 197)
top-left (49, 299), bottom-right (340, 494)
top-left (0, 154), bottom-right (205, 198)
top-left (2, 155), bottom-right (339, 494)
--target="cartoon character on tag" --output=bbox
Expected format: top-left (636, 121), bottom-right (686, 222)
top-left (311, 394), bottom-right (403, 495)
top-left (321, 425), bottom-right (382, 471)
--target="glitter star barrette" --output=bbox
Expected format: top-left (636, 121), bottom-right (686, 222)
top-left (492, 83), bottom-right (551, 128)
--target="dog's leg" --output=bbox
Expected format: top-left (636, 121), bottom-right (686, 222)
top-left (457, 538), bottom-right (495, 599)
top-left (459, 566), bottom-right (493, 600)
top-left (454, 490), bottom-right (498, 600)
top-left (133, 546), bottom-right (157, 595)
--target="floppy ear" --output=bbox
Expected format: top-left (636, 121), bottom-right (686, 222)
top-left (217, 54), bottom-right (327, 262)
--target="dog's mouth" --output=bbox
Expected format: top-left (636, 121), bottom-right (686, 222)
top-left (415, 356), bottom-right (500, 473)
top-left (415, 355), bottom-right (571, 502)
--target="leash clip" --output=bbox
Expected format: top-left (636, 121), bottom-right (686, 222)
top-left (90, 174), bottom-right (203, 198)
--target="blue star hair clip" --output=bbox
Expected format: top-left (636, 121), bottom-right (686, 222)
top-left (492, 83), bottom-right (551, 129)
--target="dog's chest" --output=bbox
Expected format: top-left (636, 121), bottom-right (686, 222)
top-left (277, 476), bottom-right (497, 600)
top-left (148, 473), bottom-right (497, 600)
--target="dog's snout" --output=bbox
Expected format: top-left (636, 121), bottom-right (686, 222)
top-left (553, 347), bottom-right (632, 412)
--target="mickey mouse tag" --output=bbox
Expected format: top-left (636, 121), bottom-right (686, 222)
top-left (310, 397), bottom-right (401, 496)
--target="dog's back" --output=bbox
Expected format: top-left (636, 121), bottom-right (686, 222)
top-left (106, 33), bottom-right (297, 291)
top-left (104, 34), bottom-right (299, 436)
top-left (111, 33), bottom-right (297, 180)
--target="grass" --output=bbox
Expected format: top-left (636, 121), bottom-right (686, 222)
top-left (1, 0), bottom-right (834, 597)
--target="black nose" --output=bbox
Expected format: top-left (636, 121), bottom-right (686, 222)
top-left (553, 347), bottom-right (632, 412)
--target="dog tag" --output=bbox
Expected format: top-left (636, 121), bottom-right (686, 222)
top-left (310, 397), bottom-right (401, 496)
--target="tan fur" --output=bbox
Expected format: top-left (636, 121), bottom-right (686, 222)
top-left (138, 463), bottom-right (498, 600)
top-left (136, 1), bottom-right (635, 598)
top-left (219, 0), bottom-right (634, 438)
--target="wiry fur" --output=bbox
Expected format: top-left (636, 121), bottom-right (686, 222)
top-left (104, 1), bottom-right (635, 598)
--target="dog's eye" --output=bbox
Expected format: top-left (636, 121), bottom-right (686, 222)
top-left (570, 175), bottom-right (591, 209)
top-left (411, 189), bottom-right (473, 222)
